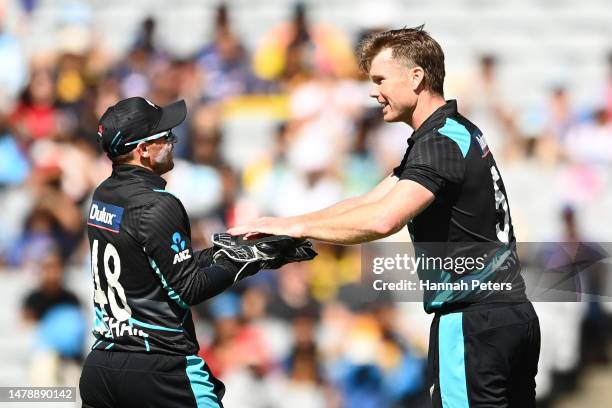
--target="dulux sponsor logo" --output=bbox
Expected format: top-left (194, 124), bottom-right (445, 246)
top-left (90, 204), bottom-right (116, 225)
top-left (87, 201), bottom-right (124, 233)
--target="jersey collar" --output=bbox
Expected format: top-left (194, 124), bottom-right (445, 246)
top-left (410, 99), bottom-right (458, 141)
top-left (112, 164), bottom-right (167, 189)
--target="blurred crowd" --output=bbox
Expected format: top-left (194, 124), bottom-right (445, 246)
top-left (1, 1), bottom-right (612, 407)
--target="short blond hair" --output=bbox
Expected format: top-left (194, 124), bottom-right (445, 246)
top-left (357, 26), bottom-right (445, 96)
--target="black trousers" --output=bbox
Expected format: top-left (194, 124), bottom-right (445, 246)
top-left (428, 302), bottom-right (540, 408)
top-left (80, 350), bottom-right (225, 408)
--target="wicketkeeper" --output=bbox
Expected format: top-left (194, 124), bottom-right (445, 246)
top-left (79, 97), bottom-right (316, 408)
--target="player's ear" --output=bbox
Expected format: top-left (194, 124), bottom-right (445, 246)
top-left (136, 142), bottom-right (150, 159)
top-left (411, 67), bottom-right (425, 91)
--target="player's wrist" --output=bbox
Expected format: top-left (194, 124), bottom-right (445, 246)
top-left (287, 218), bottom-right (307, 239)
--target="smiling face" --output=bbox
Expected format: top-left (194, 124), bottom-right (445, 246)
top-left (368, 48), bottom-right (422, 124)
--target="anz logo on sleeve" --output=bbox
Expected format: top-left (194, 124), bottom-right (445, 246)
top-left (171, 232), bottom-right (191, 264)
top-left (88, 201), bottom-right (124, 233)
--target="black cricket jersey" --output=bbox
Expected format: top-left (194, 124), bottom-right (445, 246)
top-left (393, 100), bottom-right (527, 313)
top-left (86, 164), bottom-right (236, 355)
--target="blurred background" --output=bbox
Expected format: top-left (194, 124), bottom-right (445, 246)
top-left (1, 0), bottom-right (612, 407)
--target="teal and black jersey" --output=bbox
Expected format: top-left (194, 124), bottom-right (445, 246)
top-left (393, 100), bottom-right (526, 312)
top-left (87, 164), bottom-right (237, 355)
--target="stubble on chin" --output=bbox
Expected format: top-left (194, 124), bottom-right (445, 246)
top-left (153, 148), bottom-right (174, 175)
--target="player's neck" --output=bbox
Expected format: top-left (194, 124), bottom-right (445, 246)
top-left (408, 93), bottom-right (447, 130)
top-left (120, 158), bottom-right (164, 176)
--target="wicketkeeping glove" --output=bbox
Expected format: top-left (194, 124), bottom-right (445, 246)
top-left (212, 233), bottom-right (317, 281)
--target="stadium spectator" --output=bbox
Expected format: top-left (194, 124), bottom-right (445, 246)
top-left (253, 2), bottom-right (357, 85)
top-left (546, 87), bottom-right (576, 144)
top-left (22, 249), bottom-right (85, 386)
top-left (530, 86), bottom-right (576, 164)
top-left (111, 44), bottom-right (155, 99)
top-left (10, 68), bottom-right (59, 146)
top-left (460, 54), bottom-right (522, 161)
top-left (342, 111), bottom-right (384, 197)
top-left (4, 141), bottom-right (83, 267)
top-left (132, 17), bottom-right (158, 57)
top-left (196, 4), bottom-right (265, 100)
top-left (266, 262), bottom-right (320, 320)
top-left (22, 250), bottom-right (80, 321)
top-left (563, 108), bottom-right (612, 166)
top-left (326, 308), bottom-right (427, 408)
top-left (199, 292), bottom-right (243, 378)
top-left (273, 315), bottom-right (328, 408)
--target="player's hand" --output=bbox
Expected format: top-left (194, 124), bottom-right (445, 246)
top-left (227, 217), bottom-right (303, 239)
top-left (212, 233), bottom-right (317, 280)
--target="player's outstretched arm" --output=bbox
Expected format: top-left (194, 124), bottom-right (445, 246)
top-left (229, 180), bottom-right (434, 245)
top-left (140, 195), bottom-right (317, 306)
top-left (293, 174), bottom-right (399, 220)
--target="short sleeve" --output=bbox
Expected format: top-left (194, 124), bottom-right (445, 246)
top-left (393, 134), bottom-right (466, 195)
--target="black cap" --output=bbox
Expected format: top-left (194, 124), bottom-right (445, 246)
top-left (97, 97), bottom-right (187, 157)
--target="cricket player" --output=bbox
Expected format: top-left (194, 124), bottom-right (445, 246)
top-left (80, 97), bottom-right (314, 407)
top-left (230, 27), bottom-right (540, 407)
